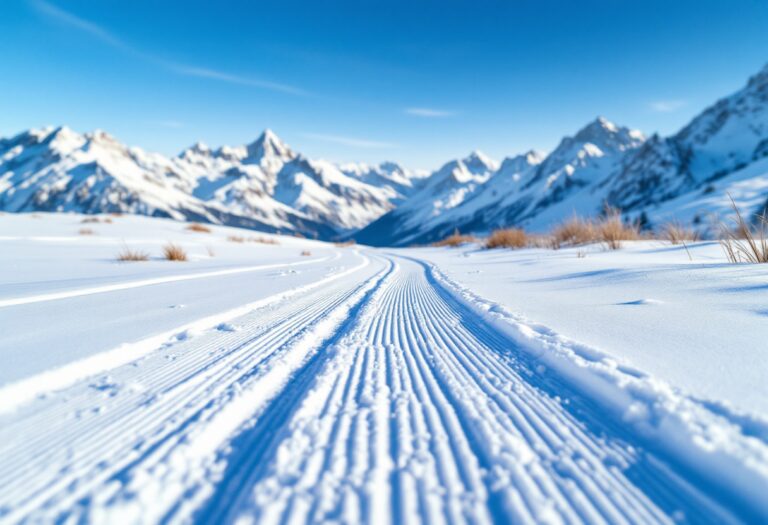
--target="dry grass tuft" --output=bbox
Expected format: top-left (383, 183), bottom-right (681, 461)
top-left (433, 230), bottom-right (478, 248)
top-left (78, 228), bottom-right (95, 235)
top-left (301, 250), bottom-right (312, 256)
top-left (81, 217), bottom-right (101, 224)
top-left (551, 216), bottom-right (598, 247)
top-left (597, 207), bottom-right (639, 250)
top-left (250, 236), bottom-right (279, 245)
top-left (662, 222), bottom-right (698, 245)
top-left (227, 235), bottom-right (246, 243)
top-left (163, 243), bottom-right (188, 262)
top-left (485, 228), bottom-right (528, 249)
top-left (550, 209), bottom-right (639, 250)
top-left (720, 197), bottom-right (768, 263)
top-left (117, 246), bottom-right (149, 262)
top-left (186, 223), bottom-right (212, 233)
top-left (334, 240), bottom-right (357, 247)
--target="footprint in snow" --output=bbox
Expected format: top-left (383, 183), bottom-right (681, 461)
top-left (89, 376), bottom-right (120, 397)
top-left (216, 322), bottom-right (239, 332)
top-left (617, 299), bottom-right (663, 306)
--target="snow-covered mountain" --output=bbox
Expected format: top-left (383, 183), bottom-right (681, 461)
top-left (354, 151), bottom-right (500, 245)
top-left (604, 64), bottom-right (768, 215)
top-left (358, 62), bottom-right (768, 245)
top-left (4, 63), bottom-right (768, 244)
top-left (0, 127), bottom-right (419, 239)
top-left (357, 117), bottom-right (645, 246)
top-left (0, 126), bottom-right (212, 220)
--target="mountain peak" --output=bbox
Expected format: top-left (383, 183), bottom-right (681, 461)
top-left (246, 129), bottom-right (294, 162)
top-left (192, 141), bottom-right (211, 154)
top-left (462, 150), bottom-right (498, 173)
top-left (575, 116), bottom-right (618, 141)
top-left (494, 150), bottom-right (544, 180)
top-left (38, 125), bottom-right (85, 152)
top-left (41, 125), bottom-right (78, 142)
top-left (524, 149), bottom-right (546, 164)
top-left (572, 117), bottom-right (644, 152)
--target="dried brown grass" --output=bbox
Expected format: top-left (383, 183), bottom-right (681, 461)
top-left (163, 243), bottom-right (188, 262)
top-left (186, 223), bottom-right (212, 233)
top-left (549, 209), bottom-right (639, 250)
top-left (227, 235), bottom-right (246, 243)
top-left (598, 208), bottom-right (640, 250)
top-left (662, 222), bottom-right (698, 245)
top-left (78, 228), bottom-right (95, 235)
top-left (301, 250), bottom-right (312, 256)
top-left (432, 230), bottom-right (478, 247)
top-left (117, 246), bottom-right (149, 262)
top-left (250, 236), bottom-right (279, 245)
top-left (334, 240), bottom-right (357, 247)
top-left (720, 196), bottom-right (768, 263)
top-left (551, 216), bottom-right (598, 247)
top-left (485, 228), bottom-right (528, 249)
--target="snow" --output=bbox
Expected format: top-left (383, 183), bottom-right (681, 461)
top-left (406, 241), bottom-right (768, 417)
top-left (1, 212), bottom-right (766, 523)
top-left (0, 212), bottom-right (336, 388)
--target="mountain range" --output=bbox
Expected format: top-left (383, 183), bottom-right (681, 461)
top-left (2, 63), bottom-right (768, 245)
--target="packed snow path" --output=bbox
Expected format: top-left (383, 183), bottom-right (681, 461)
top-left (0, 251), bottom-right (751, 524)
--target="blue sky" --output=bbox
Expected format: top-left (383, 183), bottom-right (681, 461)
top-left (1, 0), bottom-right (767, 169)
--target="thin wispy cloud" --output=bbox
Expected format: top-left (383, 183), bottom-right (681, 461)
top-left (405, 107), bottom-right (456, 118)
top-left (168, 65), bottom-right (307, 96)
top-left (31, 0), bottom-right (126, 49)
top-left (649, 100), bottom-right (686, 113)
top-left (30, 0), bottom-right (307, 96)
top-left (302, 133), bottom-right (396, 149)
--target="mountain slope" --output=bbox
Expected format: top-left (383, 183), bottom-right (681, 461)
top-left (0, 126), bottom-right (212, 220)
top-left (0, 127), bottom-right (409, 239)
top-left (359, 63), bottom-right (768, 245)
top-left (355, 151), bottom-right (499, 246)
top-left (606, 63), bottom-right (768, 213)
top-left (358, 118), bottom-right (645, 245)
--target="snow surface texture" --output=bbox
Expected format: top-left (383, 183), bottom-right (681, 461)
top-left (0, 213), bottom-right (766, 524)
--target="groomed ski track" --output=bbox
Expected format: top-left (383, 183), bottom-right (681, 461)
top-left (0, 250), bottom-right (751, 524)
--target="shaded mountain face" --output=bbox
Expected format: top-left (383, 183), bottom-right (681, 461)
top-left (605, 63), bottom-right (768, 212)
top-left (0, 128), bottom-right (420, 239)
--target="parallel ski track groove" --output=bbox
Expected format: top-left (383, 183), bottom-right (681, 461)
top-left (0, 253), bottom-right (389, 523)
top-left (0, 251), bottom-right (745, 524)
top-left (200, 254), bottom-right (736, 524)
